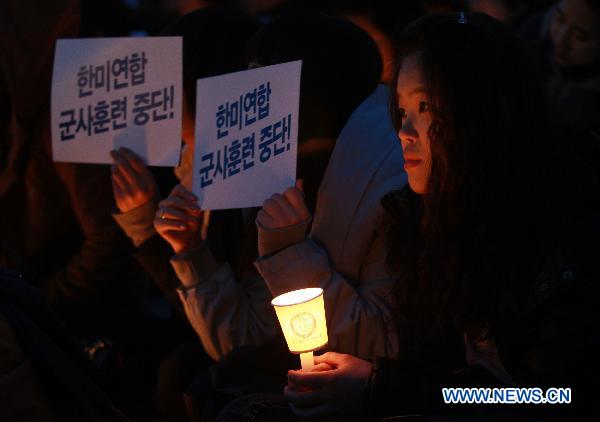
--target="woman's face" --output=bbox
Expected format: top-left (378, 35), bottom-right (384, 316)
top-left (396, 54), bottom-right (433, 195)
top-left (550, 0), bottom-right (600, 68)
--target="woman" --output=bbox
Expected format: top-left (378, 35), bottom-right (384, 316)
top-left (279, 12), bottom-right (598, 421)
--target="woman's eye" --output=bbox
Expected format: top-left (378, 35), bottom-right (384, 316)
top-left (399, 108), bottom-right (407, 119)
top-left (419, 102), bottom-right (429, 113)
top-left (394, 107), bottom-right (407, 130)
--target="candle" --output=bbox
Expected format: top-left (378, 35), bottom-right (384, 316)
top-left (271, 287), bottom-right (328, 371)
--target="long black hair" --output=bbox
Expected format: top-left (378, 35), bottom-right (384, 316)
top-left (383, 12), bottom-right (575, 366)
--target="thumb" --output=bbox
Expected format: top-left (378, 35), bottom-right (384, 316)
top-left (295, 179), bottom-right (304, 193)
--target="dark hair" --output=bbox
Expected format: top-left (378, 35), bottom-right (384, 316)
top-left (246, 11), bottom-right (382, 142)
top-left (246, 11), bottom-right (382, 213)
top-left (161, 8), bottom-right (259, 115)
top-left (384, 13), bottom-right (570, 364)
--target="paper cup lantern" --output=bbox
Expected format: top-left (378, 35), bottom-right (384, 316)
top-left (271, 287), bottom-right (328, 371)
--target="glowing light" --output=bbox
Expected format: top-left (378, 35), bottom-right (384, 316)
top-left (272, 287), bottom-right (328, 371)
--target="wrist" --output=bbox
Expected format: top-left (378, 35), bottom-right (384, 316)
top-left (173, 237), bottom-right (202, 255)
top-left (171, 241), bottom-right (219, 288)
top-left (257, 216), bottom-right (311, 257)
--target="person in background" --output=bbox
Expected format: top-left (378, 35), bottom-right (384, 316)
top-left (110, 7), bottom-right (259, 313)
top-left (0, 1), bottom-right (181, 418)
top-left (467, 0), bottom-right (555, 26)
top-left (522, 0), bottom-right (600, 153)
top-left (156, 12), bottom-right (388, 364)
top-left (109, 8), bottom-right (259, 421)
top-left (0, 0), bottom-right (141, 350)
top-left (0, 268), bottom-right (130, 421)
top-left (528, 0), bottom-right (600, 186)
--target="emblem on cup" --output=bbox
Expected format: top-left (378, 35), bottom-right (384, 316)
top-left (290, 312), bottom-right (317, 338)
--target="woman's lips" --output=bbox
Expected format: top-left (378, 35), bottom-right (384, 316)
top-left (404, 159), bottom-right (421, 169)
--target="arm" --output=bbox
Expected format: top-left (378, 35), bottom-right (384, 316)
top-left (110, 148), bottom-right (185, 313)
top-left (254, 184), bottom-right (398, 359)
top-left (256, 230), bottom-right (398, 360)
top-left (171, 246), bottom-right (279, 361)
top-left (155, 184), bottom-right (279, 361)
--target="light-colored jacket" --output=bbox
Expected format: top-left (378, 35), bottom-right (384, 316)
top-left (255, 84), bottom-right (407, 359)
top-left (172, 85), bottom-right (406, 360)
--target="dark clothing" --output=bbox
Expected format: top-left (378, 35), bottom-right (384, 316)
top-left (185, 335), bottom-right (296, 422)
top-left (0, 0), bottom-right (137, 332)
top-left (365, 209), bottom-right (600, 420)
top-left (0, 268), bottom-right (129, 421)
top-left (521, 8), bottom-right (600, 135)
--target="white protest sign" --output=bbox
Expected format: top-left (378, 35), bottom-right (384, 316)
top-left (51, 37), bottom-right (182, 166)
top-left (193, 61), bottom-right (301, 210)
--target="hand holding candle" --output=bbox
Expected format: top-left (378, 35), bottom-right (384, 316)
top-left (285, 352), bottom-right (373, 421)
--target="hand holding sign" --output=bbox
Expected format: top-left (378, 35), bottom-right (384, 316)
top-left (154, 184), bottom-right (203, 254)
top-left (111, 148), bottom-right (158, 213)
top-left (257, 180), bottom-right (310, 229)
top-left (193, 61), bottom-right (301, 210)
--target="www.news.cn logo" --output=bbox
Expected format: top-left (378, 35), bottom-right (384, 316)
top-left (442, 388), bottom-right (571, 405)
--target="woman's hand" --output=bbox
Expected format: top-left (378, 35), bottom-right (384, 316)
top-left (154, 184), bottom-right (203, 254)
top-left (284, 352), bottom-right (373, 421)
top-left (110, 147), bottom-right (158, 213)
top-left (257, 180), bottom-right (310, 229)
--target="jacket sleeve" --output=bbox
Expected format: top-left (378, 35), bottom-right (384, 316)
top-left (254, 226), bottom-right (398, 360)
top-left (112, 199), bottom-right (158, 247)
top-left (112, 200), bottom-right (186, 315)
top-left (131, 234), bottom-right (186, 316)
top-left (171, 243), bottom-right (279, 361)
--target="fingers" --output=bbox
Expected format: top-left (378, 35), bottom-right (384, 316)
top-left (111, 167), bottom-right (132, 196)
top-left (111, 150), bottom-right (143, 188)
top-left (156, 206), bottom-right (198, 224)
top-left (313, 352), bottom-right (345, 368)
top-left (296, 179), bottom-right (304, 193)
top-left (283, 187), bottom-right (310, 220)
top-left (118, 147), bottom-right (146, 172)
top-left (261, 192), bottom-right (307, 227)
top-left (259, 179), bottom-right (310, 229)
top-left (171, 184), bottom-right (198, 203)
top-left (159, 196), bottom-right (201, 217)
top-left (153, 217), bottom-right (187, 233)
top-left (312, 362), bottom-right (335, 372)
top-left (287, 369), bottom-right (333, 390)
top-left (112, 156), bottom-right (141, 187)
top-left (263, 195), bottom-right (292, 224)
top-left (256, 209), bottom-right (277, 228)
top-left (111, 148), bottom-right (156, 190)
top-left (162, 185), bottom-right (202, 218)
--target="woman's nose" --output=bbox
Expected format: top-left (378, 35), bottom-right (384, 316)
top-left (398, 115), bottom-right (418, 145)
